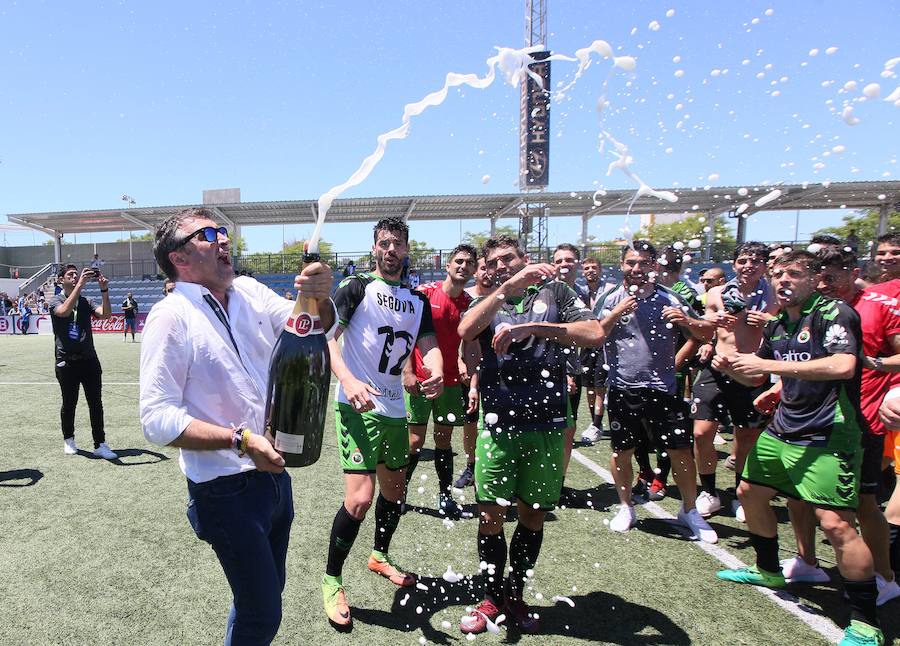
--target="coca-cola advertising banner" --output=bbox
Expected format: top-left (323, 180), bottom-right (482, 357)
top-left (0, 313), bottom-right (147, 335)
top-left (91, 313), bottom-right (147, 334)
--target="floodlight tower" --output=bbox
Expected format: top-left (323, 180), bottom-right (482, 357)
top-left (518, 0), bottom-right (550, 255)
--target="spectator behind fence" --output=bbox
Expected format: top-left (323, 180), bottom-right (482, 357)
top-left (49, 263), bottom-right (118, 460)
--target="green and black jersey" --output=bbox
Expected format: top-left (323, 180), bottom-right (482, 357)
top-left (469, 281), bottom-right (595, 432)
top-left (759, 293), bottom-right (867, 450)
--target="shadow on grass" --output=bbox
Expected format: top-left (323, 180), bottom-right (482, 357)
top-left (556, 483), bottom-right (620, 512)
top-left (353, 575), bottom-right (691, 644)
top-left (0, 468), bottom-right (44, 487)
top-left (73, 447), bottom-right (169, 466)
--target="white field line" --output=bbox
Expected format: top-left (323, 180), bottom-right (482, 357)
top-left (571, 449), bottom-right (844, 645)
top-left (0, 382), bottom-right (139, 385)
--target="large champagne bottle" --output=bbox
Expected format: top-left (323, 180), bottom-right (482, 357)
top-left (265, 253), bottom-right (332, 467)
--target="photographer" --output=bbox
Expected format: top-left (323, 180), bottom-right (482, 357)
top-left (49, 263), bottom-right (117, 459)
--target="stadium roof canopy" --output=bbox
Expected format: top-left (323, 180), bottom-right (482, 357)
top-left (7, 180), bottom-right (900, 237)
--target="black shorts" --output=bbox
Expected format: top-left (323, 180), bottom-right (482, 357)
top-left (860, 432), bottom-right (886, 496)
top-left (607, 387), bottom-right (692, 452)
top-left (461, 386), bottom-right (479, 424)
top-left (580, 348), bottom-right (608, 389)
top-left (690, 366), bottom-right (769, 428)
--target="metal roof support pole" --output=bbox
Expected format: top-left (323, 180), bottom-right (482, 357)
top-left (54, 231), bottom-right (62, 264)
top-left (581, 213), bottom-right (592, 258)
top-left (704, 212), bottom-right (715, 262)
top-left (490, 215), bottom-right (498, 237)
top-left (735, 209), bottom-right (747, 245)
top-left (879, 203), bottom-right (890, 236)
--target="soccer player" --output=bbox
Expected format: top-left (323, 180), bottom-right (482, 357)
top-left (322, 218), bottom-right (444, 629)
top-left (454, 255), bottom-right (496, 489)
top-left (457, 235), bottom-right (603, 634)
top-left (404, 244), bottom-right (477, 518)
top-left (715, 250), bottom-right (883, 646)
top-left (597, 241), bottom-right (716, 540)
top-left (697, 267), bottom-right (726, 308)
top-left (552, 243), bottom-right (591, 503)
top-left (579, 255), bottom-right (613, 444)
top-left (49, 264), bottom-right (117, 460)
top-left (630, 246), bottom-right (702, 502)
top-left (775, 247), bottom-right (900, 602)
top-left (692, 242), bottom-right (778, 520)
top-left (875, 231), bottom-right (900, 283)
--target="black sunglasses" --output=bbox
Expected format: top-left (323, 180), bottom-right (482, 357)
top-left (175, 226), bottom-right (228, 248)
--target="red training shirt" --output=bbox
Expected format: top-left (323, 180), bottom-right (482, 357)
top-left (856, 279), bottom-right (900, 435)
top-left (411, 281), bottom-right (472, 386)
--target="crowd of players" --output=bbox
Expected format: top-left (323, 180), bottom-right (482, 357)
top-left (129, 207), bottom-right (899, 645)
top-left (320, 220), bottom-right (900, 646)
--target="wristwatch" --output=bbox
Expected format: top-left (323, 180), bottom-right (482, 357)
top-left (873, 357), bottom-right (884, 371)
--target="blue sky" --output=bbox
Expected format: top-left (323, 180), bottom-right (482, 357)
top-left (1, 1), bottom-right (897, 254)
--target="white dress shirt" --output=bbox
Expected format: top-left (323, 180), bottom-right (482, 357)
top-left (139, 276), bottom-right (336, 483)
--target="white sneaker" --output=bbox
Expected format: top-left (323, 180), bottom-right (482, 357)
top-left (63, 438), bottom-right (78, 455)
top-left (580, 424), bottom-right (601, 444)
top-left (93, 443), bottom-right (118, 460)
top-left (713, 433), bottom-right (727, 446)
top-left (678, 507), bottom-right (718, 543)
top-left (876, 574), bottom-right (900, 606)
top-left (731, 498), bottom-right (746, 523)
top-left (780, 557), bottom-right (830, 583)
top-left (609, 505), bottom-right (637, 533)
top-left (695, 491), bottom-right (722, 518)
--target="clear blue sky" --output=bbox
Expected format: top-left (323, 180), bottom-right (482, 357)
top-left (1, 1), bottom-right (897, 254)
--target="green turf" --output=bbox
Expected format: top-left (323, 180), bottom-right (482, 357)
top-left (0, 334), bottom-right (896, 644)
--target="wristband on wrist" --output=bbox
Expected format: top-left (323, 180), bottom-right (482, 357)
top-left (231, 428), bottom-right (243, 452)
top-left (239, 428), bottom-right (252, 457)
top-left (100, 288), bottom-right (109, 293)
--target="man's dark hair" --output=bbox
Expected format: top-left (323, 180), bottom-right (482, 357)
top-left (810, 234), bottom-right (842, 247)
top-left (57, 263), bottom-right (78, 278)
top-left (877, 232), bottom-right (900, 247)
top-left (373, 217), bottom-right (409, 244)
top-left (773, 250), bottom-right (822, 274)
top-left (733, 241), bottom-right (769, 262)
top-left (818, 247), bottom-right (858, 271)
top-left (482, 235), bottom-right (524, 259)
top-left (660, 246), bottom-right (684, 272)
top-left (154, 208), bottom-right (214, 281)
top-left (554, 242), bottom-right (580, 261)
top-left (582, 255), bottom-right (601, 267)
top-left (622, 240), bottom-right (656, 261)
top-left (450, 244), bottom-right (478, 262)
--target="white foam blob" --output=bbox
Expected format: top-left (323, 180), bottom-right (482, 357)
top-left (553, 595), bottom-right (576, 607)
top-left (442, 566), bottom-right (464, 583)
top-left (809, 48), bottom-right (819, 57)
top-left (755, 188), bottom-right (782, 207)
top-left (495, 497), bottom-right (512, 507)
top-left (863, 83), bottom-right (881, 99)
top-left (687, 239), bottom-right (702, 249)
top-left (737, 187), bottom-right (749, 196)
top-left (666, 8), bottom-right (675, 17)
top-left (648, 20), bottom-right (660, 31)
top-left (825, 46), bottom-right (839, 55)
top-left (481, 174), bottom-right (491, 185)
top-left (842, 106), bottom-right (860, 126)
top-left (707, 172), bottom-right (720, 182)
top-left (484, 412), bottom-right (499, 425)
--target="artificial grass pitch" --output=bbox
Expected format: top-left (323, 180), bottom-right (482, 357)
top-left (0, 334), bottom-right (894, 644)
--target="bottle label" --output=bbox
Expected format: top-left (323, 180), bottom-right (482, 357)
top-left (275, 430), bottom-right (305, 454)
top-left (285, 313), bottom-right (323, 337)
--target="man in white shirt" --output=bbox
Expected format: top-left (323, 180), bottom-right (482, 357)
top-left (139, 208), bottom-right (336, 646)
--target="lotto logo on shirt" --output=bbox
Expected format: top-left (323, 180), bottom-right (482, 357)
top-left (774, 349), bottom-right (812, 362)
